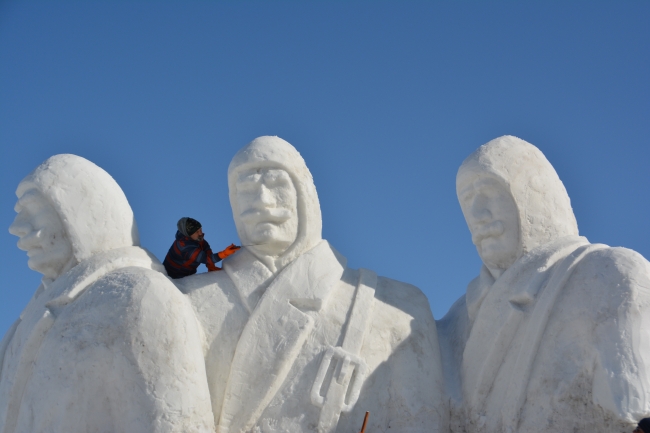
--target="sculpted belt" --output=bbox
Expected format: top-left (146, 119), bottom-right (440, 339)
top-left (311, 268), bottom-right (377, 433)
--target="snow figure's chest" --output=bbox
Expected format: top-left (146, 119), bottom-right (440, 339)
top-left (247, 277), bottom-right (358, 433)
top-left (0, 282), bottom-right (68, 428)
top-left (1, 284), bottom-right (61, 383)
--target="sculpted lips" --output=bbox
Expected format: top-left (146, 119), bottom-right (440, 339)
top-left (239, 208), bottom-right (293, 225)
top-left (16, 229), bottom-right (44, 254)
top-left (471, 220), bottom-right (505, 246)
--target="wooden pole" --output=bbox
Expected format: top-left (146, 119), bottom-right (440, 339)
top-left (359, 411), bottom-right (369, 433)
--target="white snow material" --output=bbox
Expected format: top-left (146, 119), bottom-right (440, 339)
top-left (457, 135), bottom-right (578, 262)
top-left (228, 136), bottom-right (322, 273)
top-left (1, 155), bottom-right (214, 433)
top-left (4, 137), bottom-right (650, 433)
top-left (438, 135), bottom-right (650, 433)
top-left (16, 154), bottom-right (139, 263)
top-left (174, 135), bottom-right (448, 433)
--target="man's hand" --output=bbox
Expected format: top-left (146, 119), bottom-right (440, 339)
top-left (217, 244), bottom-right (241, 260)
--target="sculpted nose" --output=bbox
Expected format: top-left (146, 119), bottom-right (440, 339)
top-left (255, 185), bottom-right (276, 207)
top-left (9, 216), bottom-right (32, 237)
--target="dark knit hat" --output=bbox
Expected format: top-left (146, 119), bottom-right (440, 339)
top-left (638, 418), bottom-right (650, 433)
top-left (177, 217), bottom-right (202, 237)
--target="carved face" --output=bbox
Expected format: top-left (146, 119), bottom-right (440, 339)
top-left (458, 174), bottom-right (520, 276)
top-left (9, 189), bottom-right (73, 280)
top-left (235, 167), bottom-right (299, 257)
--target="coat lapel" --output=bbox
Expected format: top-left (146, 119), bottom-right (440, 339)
top-left (218, 240), bottom-right (346, 433)
top-left (223, 248), bottom-right (275, 313)
top-left (500, 242), bottom-right (606, 431)
top-left (462, 236), bottom-right (587, 415)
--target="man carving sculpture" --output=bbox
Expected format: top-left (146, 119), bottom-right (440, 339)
top-left (0, 155), bottom-right (214, 433)
top-left (175, 136), bottom-right (448, 433)
top-left (437, 136), bottom-right (650, 433)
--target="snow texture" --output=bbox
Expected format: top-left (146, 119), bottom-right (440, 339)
top-left (15, 154), bottom-right (140, 264)
top-left (438, 135), bottom-right (650, 433)
top-left (179, 136), bottom-right (448, 432)
top-left (2, 137), bottom-right (650, 433)
top-left (1, 155), bottom-right (213, 433)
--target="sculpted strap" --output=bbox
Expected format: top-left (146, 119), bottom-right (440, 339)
top-left (311, 268), bottom-right (377, 433)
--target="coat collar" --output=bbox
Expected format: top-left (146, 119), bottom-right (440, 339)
top-left (223, 247), bottom-right (275, 314)
top-left (465, 236), bottom-right (588, 323)
top-left (45, 246), bottom-right (164, 316)
top-left (465, 265), bottom-right (495, 323)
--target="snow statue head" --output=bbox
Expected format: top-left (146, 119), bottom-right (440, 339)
top-left (228, 136), bottom-right (322, 271)
top-left (456, 135), bottom-right (578, 277)
top-left (9, 154), bottom-right (140, 280)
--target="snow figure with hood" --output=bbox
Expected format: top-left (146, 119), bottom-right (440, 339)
top-left (436, 136), bottom-right (650, 433)
top-left (174, 136), bottom-right (448, 433)
top-left (0, 155), bottom-right (214, 433)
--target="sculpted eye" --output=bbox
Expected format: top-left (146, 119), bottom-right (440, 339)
top-left (266, 177), bottom-right (289, 188)
top-left (237, 181), bottom-right (259, 193)
top-left (239, 172), bottom-right (261, 183)
top-left (264, 171), bottom-right (291, 187)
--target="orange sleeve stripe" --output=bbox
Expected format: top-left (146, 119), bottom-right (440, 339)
top-left (182, 248), bottom-right (202, 266)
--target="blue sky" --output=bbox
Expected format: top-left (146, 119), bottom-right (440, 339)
top-left (1, 1), bottom-right (649, 337)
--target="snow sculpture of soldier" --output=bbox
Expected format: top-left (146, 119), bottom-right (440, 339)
top-left (174, 136), bottom-right (448, 433)
top-left (0, 155), bottom-right (214, 433)
top-left (437, 136), bottom-right (650, 433)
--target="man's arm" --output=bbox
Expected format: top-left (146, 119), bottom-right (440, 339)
top-left (204, 242), bottom-right (240, 271)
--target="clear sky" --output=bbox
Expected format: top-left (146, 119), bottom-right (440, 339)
top-left (1, 1), bottom-right (648, 337)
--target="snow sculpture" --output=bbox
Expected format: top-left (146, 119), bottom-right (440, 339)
top-left (437, 136), bottom-right (650, 433)
top-left (175, 136), bottom-right (448, 433)
top-left (0, 155), bottom-right (214, 433)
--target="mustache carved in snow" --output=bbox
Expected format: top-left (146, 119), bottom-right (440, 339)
top-left (239, 208), bottom-right (293, 225)
top-left (471, 220), bottom-right (505, 246)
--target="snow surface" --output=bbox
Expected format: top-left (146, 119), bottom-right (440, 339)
top-left (2, 137), bottom-right (650, 433)
top-left (1, 155), bottom-right (213, 432)
top-left (438, 136), bottom-right (650, 432)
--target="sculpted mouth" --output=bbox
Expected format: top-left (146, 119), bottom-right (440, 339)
top-left (26, 243), bottom-right (43, 253)
top-left (240, 209), bottom-right (292, 225)
top-left (471, 221), bottom-right (505, 245)
top-left (17, 234), bottom-right (44, 254)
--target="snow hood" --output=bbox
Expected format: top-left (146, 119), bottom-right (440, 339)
top-left (16, 154), bottom-right (140, 263)
top-left (457, 135), bottom-right (578, 260)
top-left (228, 136), bottom-right (322, 270)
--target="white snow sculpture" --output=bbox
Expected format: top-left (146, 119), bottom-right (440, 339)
top-left (174, 136), bottom-right (448, 433)
top-left (437, 136), bottom-right (650, 433)
top-left (0, 155), bottom-right (214, 433)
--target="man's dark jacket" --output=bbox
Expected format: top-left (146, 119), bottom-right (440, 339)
top-left (163, 231), bottom-right (221, 279)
